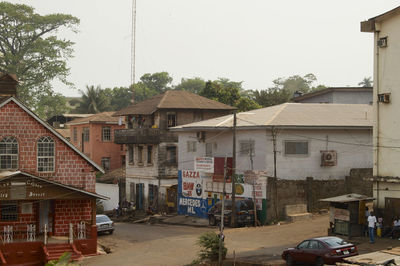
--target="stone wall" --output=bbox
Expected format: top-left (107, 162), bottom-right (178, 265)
top-left (266, 168), bottom-right (373, 222)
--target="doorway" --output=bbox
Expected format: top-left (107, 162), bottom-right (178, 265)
top-left (39, 200), bottom-right (53, 233)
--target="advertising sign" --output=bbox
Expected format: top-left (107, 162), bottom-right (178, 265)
top-left (194, 157), bottom-right (214, 173)
top-left (178, 170), bottom-right (210, 218)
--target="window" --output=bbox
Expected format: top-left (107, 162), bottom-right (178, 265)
top-left (297, 241), bottom-right (310, 249)
top-left (166, 146), bottom-right (177, 163)
top-left (308, 240), bottom-right (320, 249)
top-left (206, 143), bottom-right (212, 157)
top-left (193, 112), bottom-right (203, 122)
top-left (240, 140), bottom-right (255, 156)
top-left (147, 146), bottom-right (153, 164)
top-left (101, 157), bottom-right (110, 172)
top-left (128, 145), bottom-right (134, 164)
top-left (187, 141), bottom-right (197, 152)
top-left (284, 141), bottom-right (309, 155)
top-left (0, 136), bottom-right (18, 170)
top-left (102, 126), bottom-right (111, 141)
top-left (1, 201), bottom-right (18, 221)
top-left (130, 183), bottom-right (135, 202)
top-left (167, 113), bottom-right (177, 127)
top-left (138, 146), bottom-right (143, 164)
top-left (73, 127), bottom-right (77, 142)
top-left (37, 136), bottom-right (55, 172)
top-left (83, 127), bottom-right (90, 142)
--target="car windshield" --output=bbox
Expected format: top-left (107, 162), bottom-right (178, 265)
top-left (322, 237), bottom-right (347, 247)
top-left (96, 215), bottom-right (111, 223)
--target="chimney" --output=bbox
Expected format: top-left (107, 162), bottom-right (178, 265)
top-left (0, 73), bottom-right (18, 98)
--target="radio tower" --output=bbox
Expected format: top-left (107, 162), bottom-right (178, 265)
top-left (131, 0), bottom-right (137, 104)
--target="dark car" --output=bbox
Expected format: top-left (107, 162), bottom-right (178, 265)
top-left (96, 214), bottom-right (114, 234)
top-left (281, 236), bottom-right (358, 266)
top-left (207, 199), bottom-right (254, 227)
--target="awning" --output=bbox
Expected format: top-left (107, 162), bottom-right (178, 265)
top-left (0, 171), bottom-right (109, 200)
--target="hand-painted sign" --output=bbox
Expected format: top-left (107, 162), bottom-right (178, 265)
top-left (194, 157), bottom-right (214, 173)
top-left (181, 171), bottom-right (203, 198)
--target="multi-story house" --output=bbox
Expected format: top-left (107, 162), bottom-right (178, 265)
top-left (0, 73), bottom-right (106, 264)
top-left (67, 112), bottom-right (126, 172)
top-left (361, 6), bottom-right (400, 223)
top-left (113, 90), bottom-right (235, 210)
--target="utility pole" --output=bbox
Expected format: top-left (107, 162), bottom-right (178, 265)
top-left (249, 146), bottom-right (258, 227)
top-left (231, 111), bottom-right (237, 227)
top-left (218, 156), bottom-right (227, 266)
top-left (131, 0), bottom-right (137, 104)
top-left (271, 127), bottom-right (278, 221)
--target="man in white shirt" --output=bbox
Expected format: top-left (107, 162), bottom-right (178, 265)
top-left (368, 212), bottom-right (377, 243)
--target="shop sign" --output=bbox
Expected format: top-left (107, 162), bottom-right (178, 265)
top-left (194, 157), bottom-right (214, 173)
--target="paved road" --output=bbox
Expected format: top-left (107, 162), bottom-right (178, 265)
top-left (81, 214), bottom-right (400, 266)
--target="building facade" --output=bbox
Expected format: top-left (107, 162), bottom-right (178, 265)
top-left (68, 112), bottom-right (126, 172)
top-left (113, 90), bottom-right (235, 211)
top-left (0, 73), bottom-right (106, 264)
top-left (361, 6), bottom-right (400, 222)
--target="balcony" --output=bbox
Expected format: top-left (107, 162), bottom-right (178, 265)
top-left (114, 128), bottom-right (178, 144)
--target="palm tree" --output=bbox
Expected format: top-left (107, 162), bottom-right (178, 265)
top-left (358, 77), bottom-right (373, 87)
top-left (77, 85), bottom-right (110, 113)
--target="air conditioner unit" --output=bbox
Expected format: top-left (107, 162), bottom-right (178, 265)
top-left (378, 93), bottom-right (390, 103)
top-left (321, 150), bottom-right (337, 167)
top-left (196, 131), bottom-right (206, 142)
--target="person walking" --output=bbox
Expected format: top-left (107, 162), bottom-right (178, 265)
top-left (368, 211), bottom-right (377, 243)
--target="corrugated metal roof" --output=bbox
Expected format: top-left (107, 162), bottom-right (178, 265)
top-left (172, 103), bottom-right (372, 130)
top-left (67, 111), bottom-right (121, 125)
top-left (113, 90), bottom-right (236, 116)
top-left (292, 87), bottom-right (372, 102)
top-left (319, 193), bottom-right (374, 203)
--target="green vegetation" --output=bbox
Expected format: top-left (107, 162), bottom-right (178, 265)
top-left (191, 231), bottom-right (227, 265)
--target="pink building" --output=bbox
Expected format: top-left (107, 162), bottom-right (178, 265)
top-left (68, 112), bottom-right (126, 172)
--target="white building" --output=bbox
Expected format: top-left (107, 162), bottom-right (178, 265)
top-left (172, 103), bottom-right (373, 180)
top-left (361, 6), bottom-right (400, 216)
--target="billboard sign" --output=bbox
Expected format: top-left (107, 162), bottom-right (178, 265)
top-left (194, 157), bottom-right (214, 173)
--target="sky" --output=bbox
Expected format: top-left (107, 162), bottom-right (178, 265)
top-left (12, 0), bottom-right (400, 97)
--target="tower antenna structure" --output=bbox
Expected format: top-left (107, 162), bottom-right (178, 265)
top-left (131, 0), bottom-right (137, 104)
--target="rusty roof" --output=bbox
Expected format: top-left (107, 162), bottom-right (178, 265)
top-left (67, 111), bottom-right (122, 125)
top-left (113, 90), bottom-right (236, 116)
top-left (0, 72), bottom-right (18, 82)
top-left (292, 87), bottom-right (372, 102)
top-left (97, 167), bottom-right (126, 184)
top-left (55, 128), bottom-right (70, 139)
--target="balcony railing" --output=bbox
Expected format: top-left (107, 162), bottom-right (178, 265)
top-left (114, 128), bottom-right (178, 144)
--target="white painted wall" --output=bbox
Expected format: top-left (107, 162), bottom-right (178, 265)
top-left (178, 128), bottom-right (372, 180)
top-left (96, 182), bottom-right (119, 211)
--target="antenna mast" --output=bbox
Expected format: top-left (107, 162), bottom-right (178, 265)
top-left (131, 0), bottom-right (137, 104)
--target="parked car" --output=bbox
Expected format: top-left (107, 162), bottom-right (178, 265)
top-left (281, 236), bottom-right (358, 266)
top-left (207, 199), bottom-right (254, 227)
top-left (96, 214), bottom-right (114, 234)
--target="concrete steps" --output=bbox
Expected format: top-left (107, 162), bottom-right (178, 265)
top-left (285, 204), bottom-right (312, 222)
top-left (287, 212), bottom-right (313, 222)
top-left (44, 243), bottom-right (82, 262)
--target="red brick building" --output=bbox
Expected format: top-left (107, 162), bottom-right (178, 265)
top-left (0, 73), bottom-right (106, 265)
top-left (67, 112), bottom-right (125, 172)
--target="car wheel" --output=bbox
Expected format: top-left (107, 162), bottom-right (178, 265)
top-left (109, 230), bottom-right (114, 235)
top-left (209, 216), bottom-right (216, 226)
top-left (315, 257), bottom-right (324, 266)
top-left (286, 254), bottom-right (294, 266)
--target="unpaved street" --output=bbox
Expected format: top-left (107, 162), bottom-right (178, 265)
top-left (82, 214), bottom-right (330, 266)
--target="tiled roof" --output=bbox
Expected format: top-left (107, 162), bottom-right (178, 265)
top-left (67, 111), bottom-right (121, 125)
top-left (172, 103), bottom-right (372, 130)
top-left (113, 90), bottom-right (236, 116)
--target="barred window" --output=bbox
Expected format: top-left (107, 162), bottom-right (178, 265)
top-left (240, 140), bottom-right (255, 156)
top-left (147, 146), bottom-right (152, 164)
top-left (73, 127), bottom-right (77, 142)
top-left (0, 136), bottom-right (18, 170)
top-left (101, 157), bottom-right (110, 172)
top-left (128, 145), bottom-right (134, 164)
top-left (187, 141), bottom-right (197, 152)
top-left (1, 201), bottom-right (18, 221)
top-left (83, 127), bottom-right (90, 142)
top-left (285, 141), bottom-right (309, 155)
top-left (37, 136), bottom-right (55, 172)
top-left (102, 127), bottom-right (111, 141)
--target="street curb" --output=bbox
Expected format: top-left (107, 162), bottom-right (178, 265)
top-left (157, 220), bottom-right (213, 228)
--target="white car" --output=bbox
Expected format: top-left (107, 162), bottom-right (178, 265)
top-left (96, 214), bottom-right (114, 234)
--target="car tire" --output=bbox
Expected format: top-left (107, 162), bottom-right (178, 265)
top-left (209, 216), bottom-right (216, 226)
top-left (286, 254), bottom-right (294, 266)
top-left (109, 230), bottom-right (114, 235)
top-left (315, 257), bottom-right (324, 266)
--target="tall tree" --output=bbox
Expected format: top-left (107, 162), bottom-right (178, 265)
top-left (35, 91), bottom-right (70, 119)
top-left (0, 2), bottom-right (79, 112)
top-left (139, 72), bottom-right (172, 93)
top-left (358, 77), bottom-right (373, 87)
top-left (174, 77), bottom-right (205, 94)
top-left (76, 85), bottom-right (111, 113)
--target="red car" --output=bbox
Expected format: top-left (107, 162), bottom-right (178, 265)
top-left (281, 236), bottom-right (358, 266)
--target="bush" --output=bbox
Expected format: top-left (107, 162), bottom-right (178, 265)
top-left (96, 200), bottom-right (104, 214)
top-left (194, 231), bottom-right (227, 264)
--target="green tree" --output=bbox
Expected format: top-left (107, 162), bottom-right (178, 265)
top-left (35, 91), bottom-right (69, 119)
top-left (174, 77), bottom-right (205, 94)
top-left (0, 2), bottom-right (79, 113)
top-left (76, 85), bottom-right (111, 113)
top-left (253, 74), bottom-right (326, 107)
top-left (139, 72), bottom-right (172, 93)
top-left (110, 87), bottom-right (132, 110)
top-left (358, 77), bottom-right (373, 87)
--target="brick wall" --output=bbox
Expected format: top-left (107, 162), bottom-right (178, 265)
top-left (54, 199), bottom-right (92, 236)
top-left (0, 101), bottom-right (97, 192)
